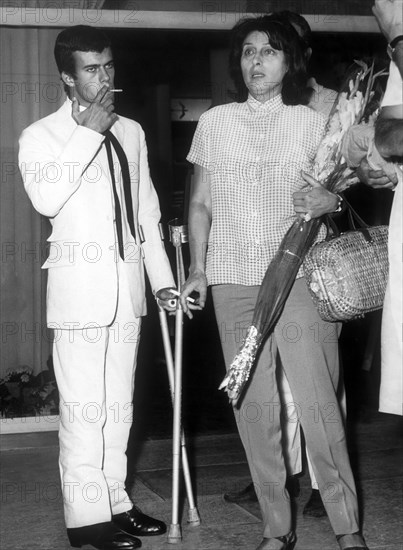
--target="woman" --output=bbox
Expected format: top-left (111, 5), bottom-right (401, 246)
top-left (181, 16), bottom-right (368, 550)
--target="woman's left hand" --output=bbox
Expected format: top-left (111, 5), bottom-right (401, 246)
top-left (293, 171), bottom-right (339, 220)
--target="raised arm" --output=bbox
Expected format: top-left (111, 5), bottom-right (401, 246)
top-left (19, 87), bottom-right (116, 217)
top-left (373, 0), bottom-right (403, 160)
top-left (373, 0), bottom-right (403, 79)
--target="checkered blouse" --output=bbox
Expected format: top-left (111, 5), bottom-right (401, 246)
top-left (187, 94), bottom-right (326, 286)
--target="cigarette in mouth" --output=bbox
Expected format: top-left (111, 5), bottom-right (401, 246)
top-left (109, 89), bottom-right (123, 92)
top-left (169, 289), bottom-right (196, 303)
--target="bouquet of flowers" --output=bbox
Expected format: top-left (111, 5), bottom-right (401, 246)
top-left (219, 61), bottom-right (387, 404)
top-left (312, 60), bottom-right (386, 192)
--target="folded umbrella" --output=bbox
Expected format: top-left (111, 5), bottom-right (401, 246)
top-left (219, 216), bottom-right (322, 403)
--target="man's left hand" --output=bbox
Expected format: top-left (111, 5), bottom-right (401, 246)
top-left (293, 172), bottom-right (339, 220)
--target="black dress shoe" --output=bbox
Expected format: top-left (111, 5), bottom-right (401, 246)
top-left (256, 531), bottom-right (297, 550)
top-left (285, 476), bottom-right (300, 499)
top-left (224, 482), bottom-right (258, 503)
top-left (67, 521), bottom-right (141, 549)
top-left (336, 532), bottom-right (369, 549)
top-left (224, 477), bottom-right (300, 504)
top-left (113, 505), bottom-right (166, 537)
top-left (303, 488), bottom-right (327, 517)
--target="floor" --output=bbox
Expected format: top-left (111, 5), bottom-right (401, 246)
top-left (1, 409), bottom-right (402, 550)
top-left (1, 306), bottom-right (402, 549)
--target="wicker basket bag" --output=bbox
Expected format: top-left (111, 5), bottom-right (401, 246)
top-left (303, 205), bottom-right (389, 322)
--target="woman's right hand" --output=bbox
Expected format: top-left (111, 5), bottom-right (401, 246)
top-left (180, 270), bottom-right (207, 319)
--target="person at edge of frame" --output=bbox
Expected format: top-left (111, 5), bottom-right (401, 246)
top-left (368, 0), bottom-right (403, 415)
top-left (341, 0), bottom-right (402, 417)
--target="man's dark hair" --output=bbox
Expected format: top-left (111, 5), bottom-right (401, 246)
top-left (271, 10), bottom-right (312, 51)
top-left (54, 25), bottom-right (111, 78)
top-left (229, 16), bottom-right (311, 105)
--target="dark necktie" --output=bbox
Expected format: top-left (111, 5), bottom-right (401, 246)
top-left (103, 130), bottom-right (136, 260)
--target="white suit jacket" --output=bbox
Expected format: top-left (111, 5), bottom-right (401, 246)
top-left (19, 99), bottom-right (175, 328)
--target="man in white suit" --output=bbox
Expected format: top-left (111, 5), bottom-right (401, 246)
top-left (19, 26), bottom-right (177, 550)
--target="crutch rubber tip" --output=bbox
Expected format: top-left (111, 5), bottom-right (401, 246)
top-left (187, 507), bottom-right (201, 526)
top-left (167, 523), bottom-right (182, 543)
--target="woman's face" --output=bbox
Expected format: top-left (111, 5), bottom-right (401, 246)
top-left (240, 31), bottom-right (288, 103)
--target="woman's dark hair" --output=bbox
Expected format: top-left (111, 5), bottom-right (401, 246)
top-left (54, 25), bottom-right (111, 78)
top-left (229, 16), bottom-right (312, 105)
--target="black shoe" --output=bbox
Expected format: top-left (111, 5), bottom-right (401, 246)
top-left (285, 476), bottom-right (300, 499)
top-left (113, 505), bottom-right (166, 537)
top-left (256, 531), bottom-right (297, 550)
top-left (336, 532), bottom-right (369, 549)
top-left (303, 488), bottom-right (327, 517)
top-left (67, 522), bottom-right (141, 549)
top-left (224, 477), bottom-right (300, 504)
top-left (223, 482), bottom-right (258, 503)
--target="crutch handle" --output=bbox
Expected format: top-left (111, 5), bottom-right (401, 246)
top-left (168, 218), bottom-right (188, 246)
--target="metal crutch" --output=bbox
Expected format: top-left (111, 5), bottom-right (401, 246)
top-left (157, 220), bottom-right (200, 543)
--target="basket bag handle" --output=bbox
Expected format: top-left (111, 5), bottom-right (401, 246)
top-left (324, 194), bottom-right (374, 243)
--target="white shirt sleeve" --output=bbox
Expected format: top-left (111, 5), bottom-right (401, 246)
top-left (382, 60), bottom-right (403, 107)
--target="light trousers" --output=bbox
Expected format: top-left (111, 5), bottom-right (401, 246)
top-left (53, 261), bottom-right (141, 528)
top-left (212, 278), bottom-right (359, 538)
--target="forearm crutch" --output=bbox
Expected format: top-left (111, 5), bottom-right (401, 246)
top-left (158, 221), bottom-right (200, 543)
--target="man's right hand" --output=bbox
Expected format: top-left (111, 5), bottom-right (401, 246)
top-left (72, 85), bottom-right (118, 134)
top-left (357, 157), bottom-right (398, 189)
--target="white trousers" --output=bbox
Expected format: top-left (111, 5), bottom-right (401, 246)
top-left (53, 261), bottom-right (141, 528)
